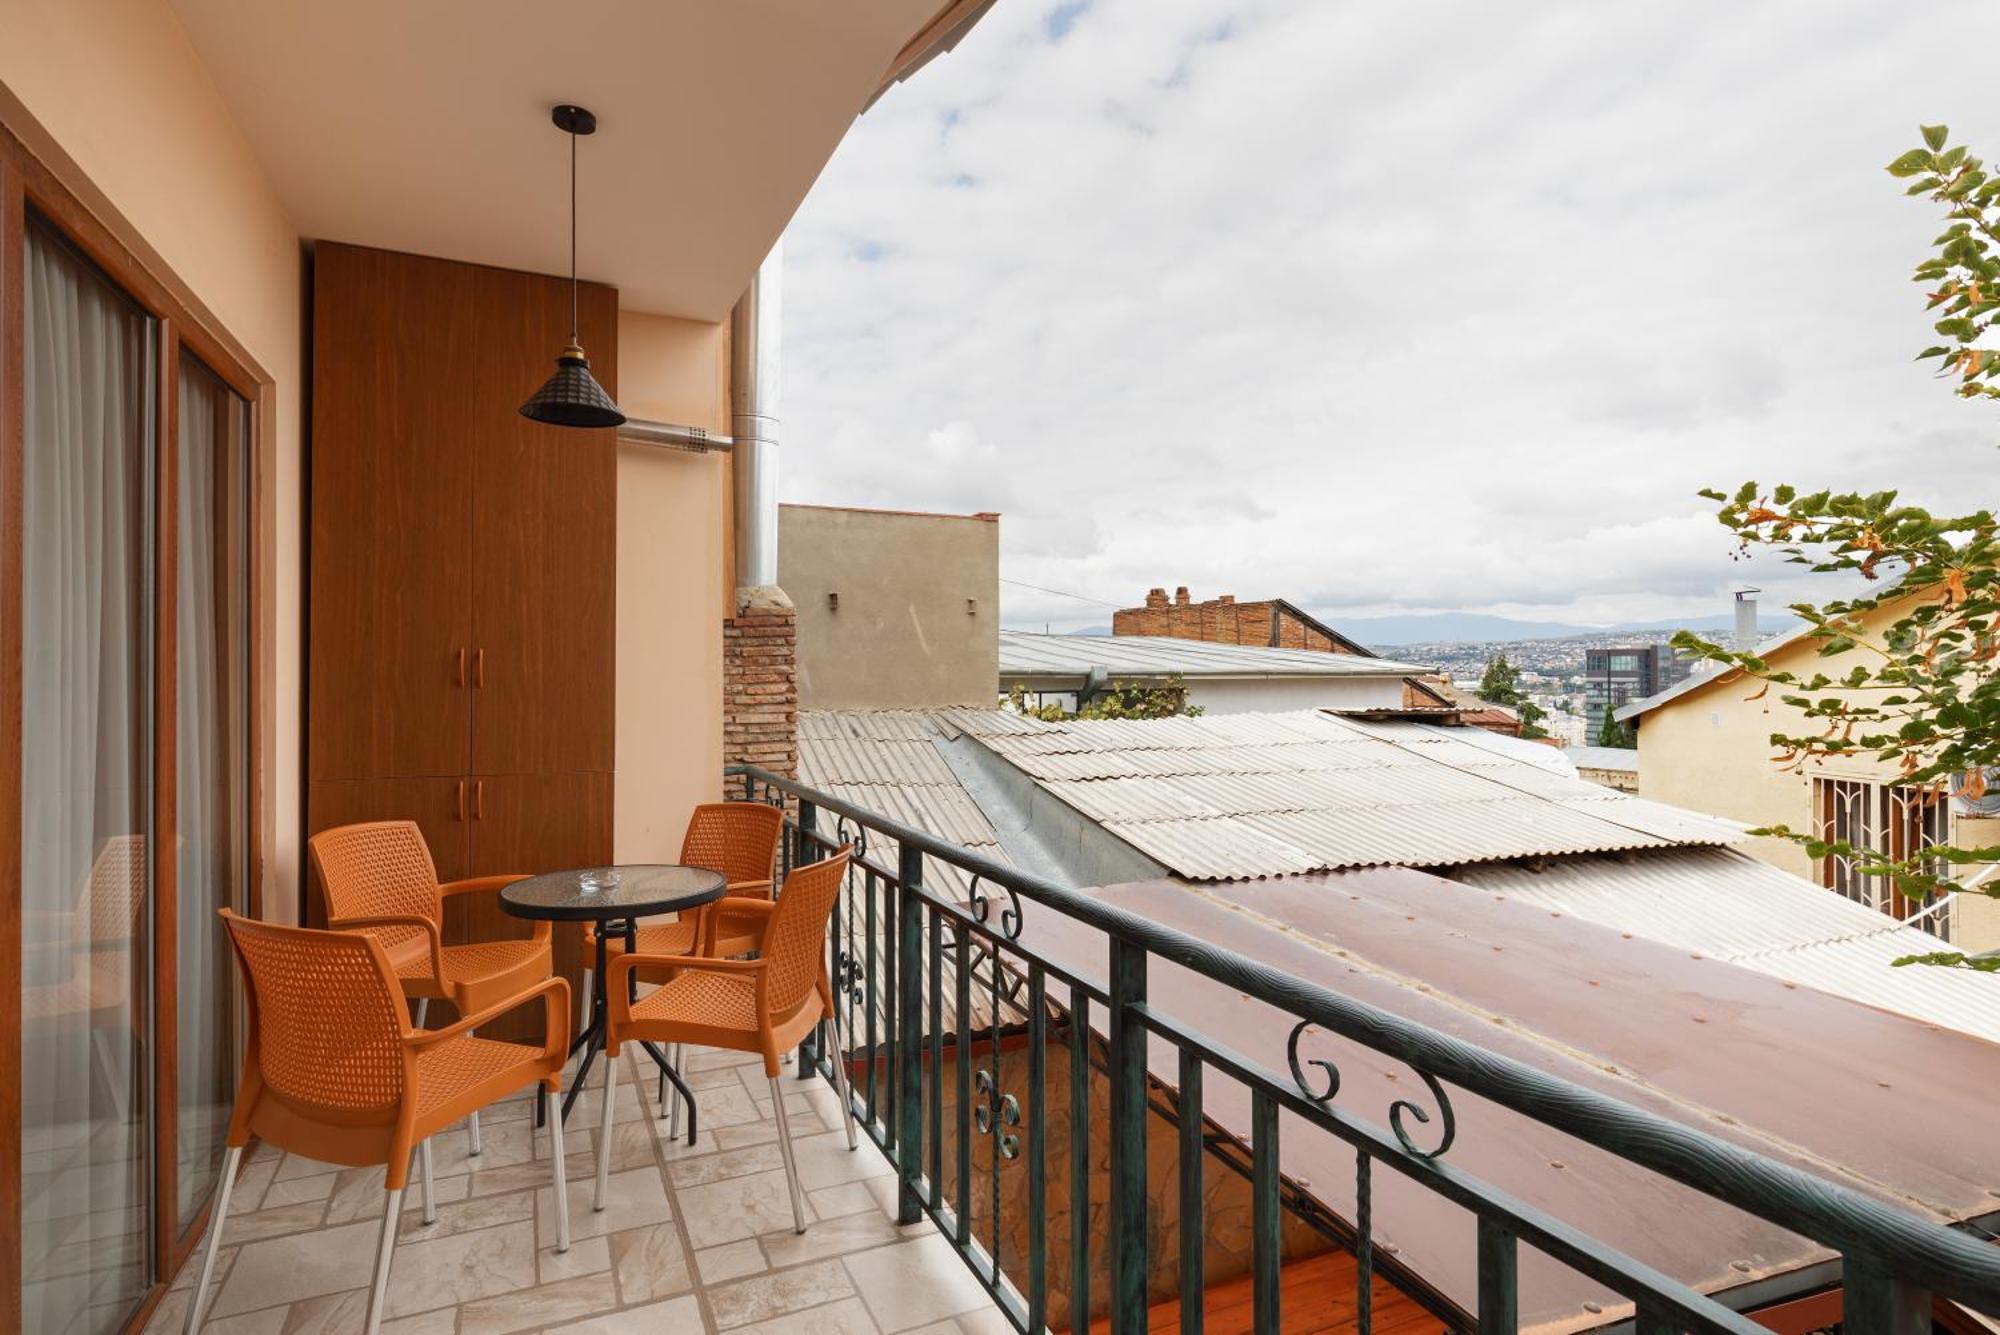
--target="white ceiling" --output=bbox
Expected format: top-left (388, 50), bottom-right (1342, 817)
top-left (169, 0), bottom-right (947, 320)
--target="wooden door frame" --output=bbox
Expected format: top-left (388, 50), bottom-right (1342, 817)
top-left (0, 119), bottom-right (272, 1335)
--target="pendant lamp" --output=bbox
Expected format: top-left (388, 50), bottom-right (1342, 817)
top-left (520, 104), bottom-right (624, 428)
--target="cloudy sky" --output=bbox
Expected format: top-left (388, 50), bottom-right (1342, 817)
top-left (782, 1), bottom-right (1997, 633)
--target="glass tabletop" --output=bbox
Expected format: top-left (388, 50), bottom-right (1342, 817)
top-left (499, 864), bottom-right (727, 922)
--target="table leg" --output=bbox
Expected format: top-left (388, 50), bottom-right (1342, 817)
top-left (639, 1040), bottom-right (699, 1146)
top-left (546, 924), bottom-right (614, 1128)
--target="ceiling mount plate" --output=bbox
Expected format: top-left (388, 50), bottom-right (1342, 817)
top-left (551, 104), bottom-right (597, 136)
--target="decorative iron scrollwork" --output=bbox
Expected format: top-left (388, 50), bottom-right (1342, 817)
top-left (1287, 1020), bottom-right (1457, 1162)
top-left (973, 1067), bottom-right (1022, 1160)
top-left (834, 946), bottom-right (865, 1006)
top-left (831, 814), bottom-right (869, 862)
top-left (966, 873), bottom-right (1024, 941)
top-left (1390, 1071), bottom-right (1456, 1161)
top-left (1287, 1019), bottom-right (1342, 1104)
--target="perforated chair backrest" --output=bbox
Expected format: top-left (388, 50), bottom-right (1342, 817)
top-left (761, 848), bottom-right (851, 1017)
top-left (81, 833), bottom-right (147, 944)
top-left (680, 802), bottom-right (785, 890)
top-left (221, 910), bottom-right (409, 1116)
top-left (309, 821), bottom-right (441, 953)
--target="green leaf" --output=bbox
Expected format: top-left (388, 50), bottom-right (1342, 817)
top-left (1889, 148), bottom-right (1934, 177)
top-left (1923, 124), bottom-right (1949, 151)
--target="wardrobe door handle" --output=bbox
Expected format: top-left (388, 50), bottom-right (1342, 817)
top-left (455, 647), bottom-right (467, 687)
top-left (474, 648), bottom-right (485, 689)
top-left (455, 779), bottom-right (467, 822)
top-left (474, 779), bottom-right (485, 821)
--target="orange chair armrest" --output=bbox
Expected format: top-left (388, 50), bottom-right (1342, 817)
top-left (406, 976), bottom-right (571, 1059)
top-left (712, 896), bottom-right (776, 918)
top-left (727, 878), bottom-right (774, 899)
top-left (606, 953), bottom-right (766, 1029)
top-left (330, 913), bottom-right (444, 981)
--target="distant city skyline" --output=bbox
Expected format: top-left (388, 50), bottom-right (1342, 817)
top-left (783, 1), bottom-right (1997, 633)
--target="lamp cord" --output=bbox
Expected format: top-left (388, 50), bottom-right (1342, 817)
top-left (568, 127), bottom-right (579, 346)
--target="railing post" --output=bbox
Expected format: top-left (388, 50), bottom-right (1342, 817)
top-left (895, 842), bottom-right (925, 1225)
top-left (1108, 936), bottom-right (1149, 1333)
top-left (1477, 1217), bottom-right (1518, 1335)
top-left (1845, 1256), bottom-right (1931, 1335)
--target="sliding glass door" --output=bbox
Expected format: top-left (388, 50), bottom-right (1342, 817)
top-left (18, 219), bottom-right (159, 1335)
top-left (12, 198), bottom-right (256, 1334)
top-left (174, 354), bottom-right (251, 1234)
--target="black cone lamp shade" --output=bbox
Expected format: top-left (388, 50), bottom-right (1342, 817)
top-left (521, 104), bottom-right (625, 429)
top-left (521, 342), bottom-right (623, 428)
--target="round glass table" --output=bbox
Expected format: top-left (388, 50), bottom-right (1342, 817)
top-left (501, 864), bottom-right (727, 1134)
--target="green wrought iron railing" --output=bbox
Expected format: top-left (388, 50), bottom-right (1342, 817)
top-left (725, 764), bottom-right (2000, 1335)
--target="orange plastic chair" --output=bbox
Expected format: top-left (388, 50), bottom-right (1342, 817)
top-left (182, 912), bottom-right (573, 1335)
top-left (599, 848), bottom-right (858, 1233)
top-left (581, 801), bottom-right (785, 986)
top-left (311, 821), bottom-right (549, 1155)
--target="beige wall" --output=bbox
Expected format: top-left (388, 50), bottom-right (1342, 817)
top-left (1, 0), bottom-right (305, 915)
top-left (779, 504), bottom-right (1000, 710)
top-left (1632, 593), bottom-right (1996, 947)
top-left (613, 312), bottom-right (729, 860)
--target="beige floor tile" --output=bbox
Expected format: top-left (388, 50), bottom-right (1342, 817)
top-left (223, 1201), bottom-right (336, 1245)
top-left (455, 1272), bottom-right (620, 1335)
top-left (260, 1172), bottom-right (339, 1210)
top-left (379, 1309), bottom-right (459, 1335)
top-left (696, 1239), bottom-right (769, 1286)
top-left (543, 1294), bottom-right (704, 1333)
top-left (789, 1132), bottom-right (892, 1193)
top-left (538, 1233), bottom-right (612, 1284)
top-left (275, 1287), bottom-right (368, 1334)
top-left (398, 1186), bottom-right (534, 1241)
top-left (538, 1166), bottom-right (674, 1242)
top-left (211, 1219), bottom-right (381, 1318)
top-left (758, 1211), bottom-right (903, 1270)
top-left (382, 1219), bottom-right (536, 1318)
top-left (677, 1168), bottom-right (809, 1248)
top-left (805, 1182), bottom-right (879, 1220)
top-left (611, 1220), bottom-right (695, 1303)
top-left (668, 1141), bottom-right (784, 1189)
top-left (710, 1260), bottom-right (855, 1329)
top-left (731, 1295), bottom-right (880, 1335)
top-left (842, 1235), bottom-right (995, 1333)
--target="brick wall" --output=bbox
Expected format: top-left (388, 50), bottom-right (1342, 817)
top-left (1111, 588), bottom-right (1353, 654)
top-left (723, 586), bottom-right (798, 781)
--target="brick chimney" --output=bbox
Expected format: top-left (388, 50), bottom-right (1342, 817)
top-left (1145, 587), bottom-right (1168, 610)
top-left (1174, 586), bottom-right (1191, 606)
top-left (1217, 594), bottom-right (1235, 605)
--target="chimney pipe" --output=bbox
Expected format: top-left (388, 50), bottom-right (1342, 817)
top-left (1733, 588), bottom-right (1760, 651)
top-left (731, 242), bottom-right (782, 590)
top-left (1145, 588), bottom-right (1168, 610)
top-left (1174, 586), bottom-right (1190, 606)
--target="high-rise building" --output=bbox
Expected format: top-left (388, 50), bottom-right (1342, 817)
top-left (1583, 644), bottom-right (1689, 741)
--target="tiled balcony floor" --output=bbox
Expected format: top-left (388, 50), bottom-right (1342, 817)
top-left (147, 1046), bottom-right (1008, 1335)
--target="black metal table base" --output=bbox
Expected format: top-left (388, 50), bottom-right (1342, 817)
top-left (536, 918), bottom-right (700, 1144)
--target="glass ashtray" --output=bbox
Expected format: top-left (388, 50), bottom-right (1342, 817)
top-left (578, 869), bottom-right (622, 894)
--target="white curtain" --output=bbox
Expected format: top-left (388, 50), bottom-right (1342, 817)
top-left (20, 224), bottom-right (155, 1335)
top-left (175, 356), bottom-right (247, 1230)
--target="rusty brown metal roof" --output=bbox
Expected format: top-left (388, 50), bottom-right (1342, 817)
top-left (1019, 869), bottom-right (2000, 1333)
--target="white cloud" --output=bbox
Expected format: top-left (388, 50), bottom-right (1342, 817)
top-left (782, 0), bottom-right (1999, 632)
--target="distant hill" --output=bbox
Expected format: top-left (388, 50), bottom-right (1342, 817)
top-left (1331, 612), bottom-right (1795, 647)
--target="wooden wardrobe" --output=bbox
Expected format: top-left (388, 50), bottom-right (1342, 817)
top-left (307, 243), bottom-right (617, 1035)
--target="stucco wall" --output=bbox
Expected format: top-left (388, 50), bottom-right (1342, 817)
top-left (0, 0), bottom-right (305, 914)
top-left (1188, 675), bottom-right (1405, 715)
top-left (614, 312), bottom-right (729, 860)
top-left (779, 504), bottom-right (999, 710)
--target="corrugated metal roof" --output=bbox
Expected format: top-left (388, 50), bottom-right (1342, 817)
top-left (998, 631), bottom-right (1424, 681)
top-left (1454, 848), bottom-right (2000, 1045)
top-left (1566, 745), bottom-right (1640, 773)
top-left (953, 709), bottom-right (1740, 880)
top-left (1021, 871), bottom-right (2000, 1331)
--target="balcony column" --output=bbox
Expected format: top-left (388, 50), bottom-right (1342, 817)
top-left (723, 245), bottom-right (797, 782)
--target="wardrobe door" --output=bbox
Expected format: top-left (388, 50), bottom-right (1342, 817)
top-left (469, 277), bottom-right (618, 778)
top-left (465, 772), bottom-right (613, 1037)
top-left (309, 244), bottom-right (476, 783)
